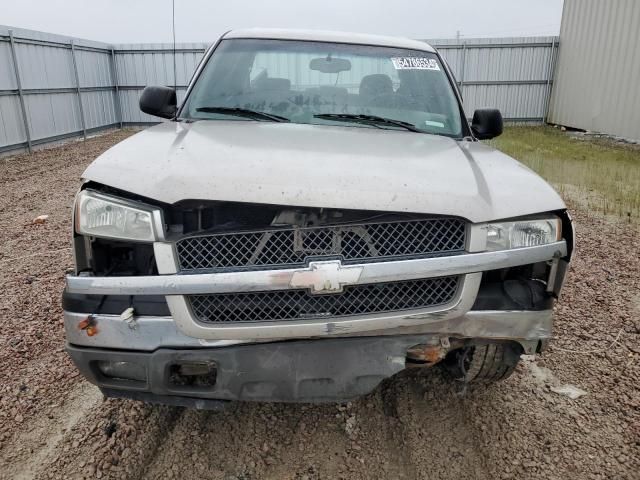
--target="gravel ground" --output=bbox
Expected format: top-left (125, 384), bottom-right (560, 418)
top-left (0, 130), bottom-right (638, 480)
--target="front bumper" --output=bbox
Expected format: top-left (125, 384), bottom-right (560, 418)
top-left (65, 308), bottom-right (552, 404)
top-left (66, 321), bottom-right (546, 405)
top-left (64, 309), bottom-right (553, 352)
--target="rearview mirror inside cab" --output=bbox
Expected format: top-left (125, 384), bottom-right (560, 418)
top-left (309, 56), bottom-right (352, 74)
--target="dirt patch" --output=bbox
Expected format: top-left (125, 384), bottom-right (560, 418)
top-left (0, 382), bottom-right (102, 480)
top-left (0, 131), bottom-right (638, 480)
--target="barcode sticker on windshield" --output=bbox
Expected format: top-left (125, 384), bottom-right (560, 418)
top-left (391, 57), bottom-right (440, 71)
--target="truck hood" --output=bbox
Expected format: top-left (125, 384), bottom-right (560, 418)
top-left (83, 121), bottom-right (565, 223)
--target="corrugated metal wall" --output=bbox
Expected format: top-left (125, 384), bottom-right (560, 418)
top-left (548, 0), bottom-right (640, 141)
top-left (0, 25), bottom-right (118, 153)
top-left (429, 37), bottom-right (558, 122)
top-left (0, 25), bottom-right (559, 155)
top-left (114, 43), bottom-right (207, 123)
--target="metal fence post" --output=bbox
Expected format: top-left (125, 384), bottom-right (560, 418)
top-left (459, 42), bottom-right (467, 100)
top-left (543, 38), bottom-right (557, 123)
top-left (8, 30), bottom-right (32, 153)
top-left (110, 47), bottom-right (123, 128)
top-left (70, 40), bottom-right (87, 139)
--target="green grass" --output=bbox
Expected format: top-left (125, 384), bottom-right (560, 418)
top-left (489, 126), bottom-right (640, 222)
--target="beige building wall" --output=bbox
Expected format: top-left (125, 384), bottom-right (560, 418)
top-left (548, 0), bottom-right (640, 140)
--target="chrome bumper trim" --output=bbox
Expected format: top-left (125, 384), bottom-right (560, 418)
top-left (64, 308), bottom-right (553, 352)
top-left (65, 241), bottom-right (566, 296)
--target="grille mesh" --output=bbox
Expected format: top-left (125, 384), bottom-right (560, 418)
top-left (188, 276), bottom-right (459, 324)
top-left (177, 218), bottom-right (466, 271)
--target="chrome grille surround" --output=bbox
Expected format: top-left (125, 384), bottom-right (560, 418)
top-left (188, 275), bottom-right (460, 324)
top-left (176, 217), bottom-right (466, 271)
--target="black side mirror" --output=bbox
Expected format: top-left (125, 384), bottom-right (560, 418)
top-left (471, 109), bottom-right (503, 140)
top-left (139, 86), bottom-right (177, 119)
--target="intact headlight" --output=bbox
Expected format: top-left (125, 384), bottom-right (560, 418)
top-left (75, 190), bottom-right (161, 242)
top-left (486, 216), bottom-right (561, 251)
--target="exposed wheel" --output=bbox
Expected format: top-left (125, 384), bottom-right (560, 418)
top-left (443, 343), bottom-right (522, 383)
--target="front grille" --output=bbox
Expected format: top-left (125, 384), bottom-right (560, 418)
top-left (188, 276), bottom-right (460, 323)
top-left (177, 217), bottom-right (466, 271)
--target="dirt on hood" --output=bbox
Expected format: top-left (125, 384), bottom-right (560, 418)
top-left (0, 130), bottom-right (638, 480)
top-left (82, 121), bottom-right (564, 222)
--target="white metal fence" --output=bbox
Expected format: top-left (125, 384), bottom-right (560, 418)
top-left (0, 25), bottom-right (558, 155)
top-left (430, 37), bottom-right (558, 123)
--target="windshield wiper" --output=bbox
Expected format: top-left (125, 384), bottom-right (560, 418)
top-left (196, 107), bottom-right (290, 122)
top-left (313, 113), bottom-right (422, 133)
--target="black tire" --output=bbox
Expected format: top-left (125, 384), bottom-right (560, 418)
top-left (443, 343), bottom-right (522, 383)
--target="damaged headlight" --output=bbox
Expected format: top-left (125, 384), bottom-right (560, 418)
top-left (486, 216), bottom-right (561, 251)
top-left (75, 190), bottom-right (161, 242)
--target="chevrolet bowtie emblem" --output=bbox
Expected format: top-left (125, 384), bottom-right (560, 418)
top-left (289, 260), bottom-right (363, 294)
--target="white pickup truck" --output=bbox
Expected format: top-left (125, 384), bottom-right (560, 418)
top-left (64, 29), bottom-right (574, 408)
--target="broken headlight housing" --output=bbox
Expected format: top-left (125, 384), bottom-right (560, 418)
top-left (485, 216), bottom-right (561, 251)
top-left (75, 190), bottom-right (162, 242)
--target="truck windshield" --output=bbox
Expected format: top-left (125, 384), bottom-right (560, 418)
top-left (181, 38), bottom-right (464, 138)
